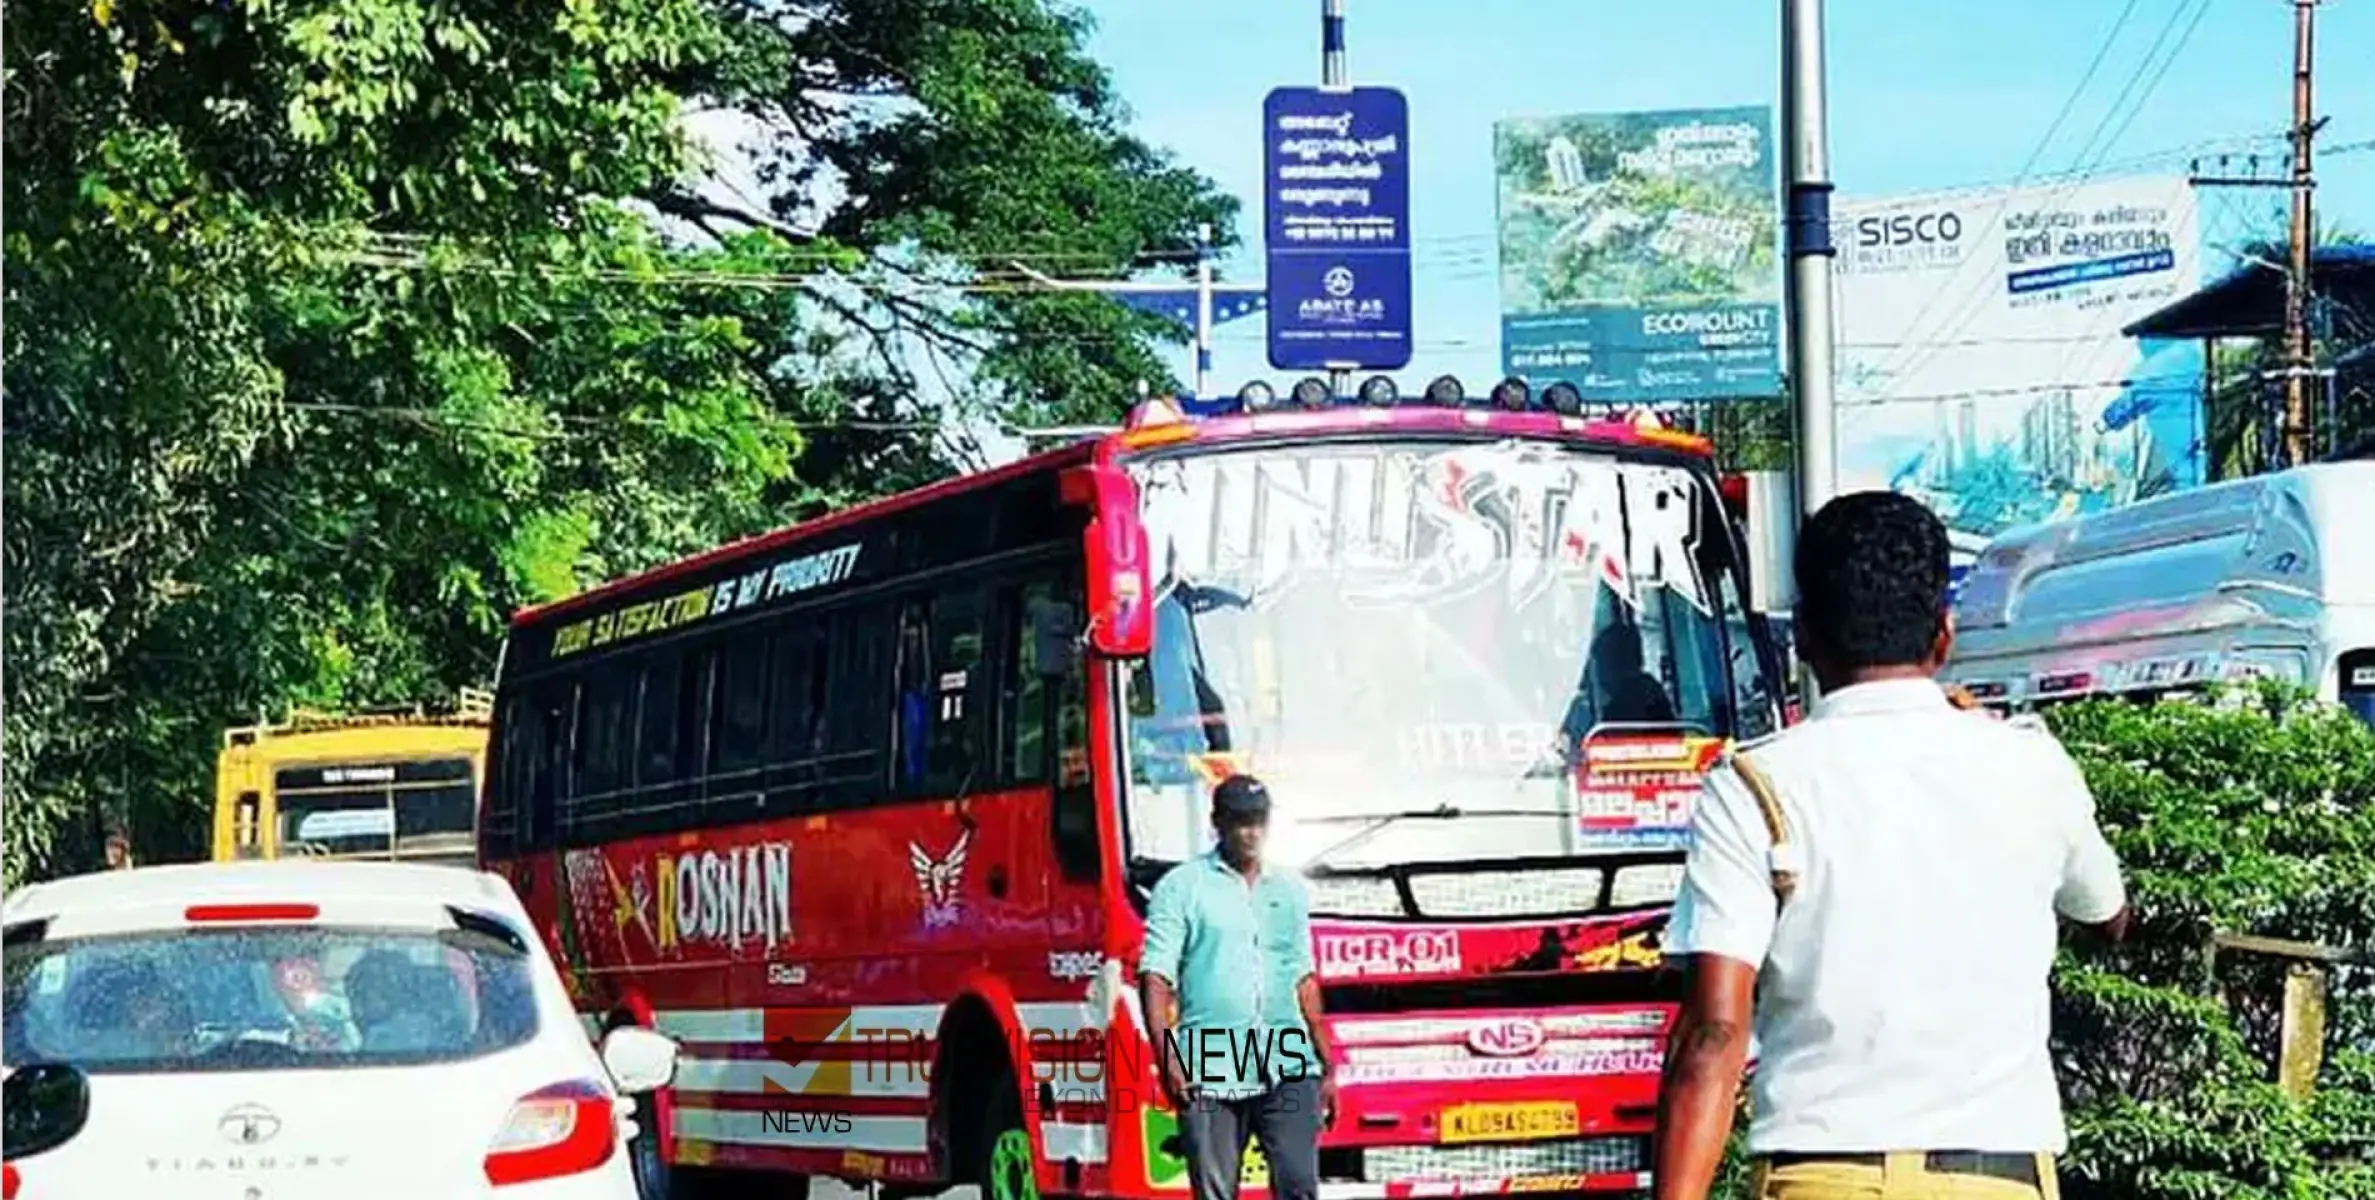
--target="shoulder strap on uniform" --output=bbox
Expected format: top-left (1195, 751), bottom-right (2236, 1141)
top-left (1724, 748), bottom-right (1798, 908)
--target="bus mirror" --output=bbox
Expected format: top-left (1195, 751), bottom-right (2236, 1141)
top-left (1034, 602), bottom-right (1082, 677)
top-left (1068, 465), bottom-right (1154, 660)
top-left (1085, 540), bottom-right (1153, 658)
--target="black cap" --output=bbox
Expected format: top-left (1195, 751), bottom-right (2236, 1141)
top-left (1212, 774), bottom-right (1272, 819)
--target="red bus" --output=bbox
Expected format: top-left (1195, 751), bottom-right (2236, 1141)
top-left (480, 378), bottom-right (1790, 1200)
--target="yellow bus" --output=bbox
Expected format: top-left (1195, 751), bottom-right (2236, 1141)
top-left (212, 689), bottom-right (493, 866)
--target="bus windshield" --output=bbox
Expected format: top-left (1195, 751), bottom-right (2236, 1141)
top-left (274, 759), bottom-right (478, 863)
top-left (1119, 437), bottom-right (1772, 872)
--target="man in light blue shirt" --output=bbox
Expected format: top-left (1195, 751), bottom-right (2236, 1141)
top-left (1139, 775), bottom-right (1335, 1200)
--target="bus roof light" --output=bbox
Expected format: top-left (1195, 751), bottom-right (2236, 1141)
top-left (1291, 377), bottom-right (1331, 408)
top-left (1490, 377), bottom-right (1530, 411)
top-left (1542, 381), bottom-right (1584, 416)
top-left (1357, 375), bottom-right (1398, 406)
top-left (1125, 396), bottom-right (1186, 430)
top-left (1424, 375), bottom-right (1465, 405)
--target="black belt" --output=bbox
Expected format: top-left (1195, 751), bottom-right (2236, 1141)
top-left (1763, 1151), bottom-right (2041, 1186)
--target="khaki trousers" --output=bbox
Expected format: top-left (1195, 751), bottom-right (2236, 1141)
top-left (1750, 1152), bottom-right (2060, 1200)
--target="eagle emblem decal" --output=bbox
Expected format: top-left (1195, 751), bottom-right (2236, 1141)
top-left (910, 830), bottom-right (971, 928)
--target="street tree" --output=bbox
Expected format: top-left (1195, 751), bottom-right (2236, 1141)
top-left (2, 0), bottom-right (1233, 880)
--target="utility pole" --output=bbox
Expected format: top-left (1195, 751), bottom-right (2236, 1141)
top-left (2192, 1), bottom-right (2329, 469)
top-left (2282, 0), bottom-right (2321, 467)
top-left (1195, 224), bottom-right (1216, 396)
top-left (1321, 0), bottom-right (1351, 400)
top-left (1782, 0), bottom-right (1839, 519)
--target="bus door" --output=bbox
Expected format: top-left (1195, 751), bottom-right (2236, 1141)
top-left (1005, 572), bottom-right (1099, 891)
top-left (216, 743), bottom-right (267, 861)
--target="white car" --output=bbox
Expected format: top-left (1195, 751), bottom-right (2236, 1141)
top-left (0, 860), bottom-right (677, 1199)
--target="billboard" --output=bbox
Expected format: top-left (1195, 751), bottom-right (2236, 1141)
top-left (1833, 174), bottom-right (2206, 560)
top-left (1493, 106), bottom-right (1783, 403)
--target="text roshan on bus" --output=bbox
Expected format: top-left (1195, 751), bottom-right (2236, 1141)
top-left (480, 386), bottom-right (1788, 1200)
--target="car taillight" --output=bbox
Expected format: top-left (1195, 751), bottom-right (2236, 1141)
top-left (483, 1080), bottom-right (616, 1187)
top-left (185, 903), bottom-right (319, 922)
top-left (4, 1160), bottom-right (19, 1199)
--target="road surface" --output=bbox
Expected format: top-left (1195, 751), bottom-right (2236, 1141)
top-left (815, 1179), bottom-right (978, 1200)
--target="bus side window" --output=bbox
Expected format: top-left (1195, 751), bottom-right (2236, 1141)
top-left (638, 651), bottom-right (683, 787)
top-left (925, 586), bottom-right (989, 797)
top-left (1001, 580), bottom-right (1063, 786)
top-left (712, 632), bottom-right (770, 778)
top-left (571, 665), bottom-right (632, 838)
top-left (895, 598), bottom-right (934, 791)
top-left (825, 606), bottom-right (893, 805)
top-left (763, 618), bottom-right (829, 811)
top-left (528, 684), bottom-right (572, 853)
top-left (481, 698), bottom-right (524, 861)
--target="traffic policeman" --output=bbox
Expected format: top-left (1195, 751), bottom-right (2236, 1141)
top-left (1651, 491), bottom-right (2131, 1200)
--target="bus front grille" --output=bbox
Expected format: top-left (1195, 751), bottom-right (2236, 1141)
top-left (1357, 1136), bottom-right (1648, 1182)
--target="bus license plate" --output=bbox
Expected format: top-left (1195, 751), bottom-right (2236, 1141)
top-left (1440, 1101), bottom-right (1579, 1145)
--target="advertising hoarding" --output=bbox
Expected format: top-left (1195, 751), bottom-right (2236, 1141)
top-left (1833, 174), bottom-right (2206, 560)
top-left (1263, 86), bottom-right (1414, 371)
top-left (1493, 106), bottom-right (1783, 402)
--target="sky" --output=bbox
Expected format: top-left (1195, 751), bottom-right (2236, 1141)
top-left (1072, 0), bottom-right (2375, 402)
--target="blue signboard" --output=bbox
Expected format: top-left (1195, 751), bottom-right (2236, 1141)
top-left (1262, 86), bottom-right (1413, 371)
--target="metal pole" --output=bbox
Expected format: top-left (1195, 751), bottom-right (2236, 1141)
top-left (1782, 0), bottom-right (1839, 521)
top-left (1196, 223), bottom-right (1215, 398)
top-left (1322, 0), bottom-right (1350, 399)
top-left (2282, 0), bottom-right (2320, 467)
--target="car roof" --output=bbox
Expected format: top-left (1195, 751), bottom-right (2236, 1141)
top-left (2, 860), bottom-right (525, 930)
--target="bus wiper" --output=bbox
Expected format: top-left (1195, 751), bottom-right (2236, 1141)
top-left (1299, 805), bottom-right (1565, 873)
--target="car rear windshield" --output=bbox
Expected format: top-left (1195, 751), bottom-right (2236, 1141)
top-left (1, 924), bottom-right (539, 1074)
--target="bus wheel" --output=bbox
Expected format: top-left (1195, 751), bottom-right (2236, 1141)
top-left (982, 1081), bottom-right (1038, 1200)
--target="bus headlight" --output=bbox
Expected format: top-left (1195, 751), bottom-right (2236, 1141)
top-left (1610, 863), bottom-right (1685, 907)
top-left (1306, 876), bottom-right (1404, 918)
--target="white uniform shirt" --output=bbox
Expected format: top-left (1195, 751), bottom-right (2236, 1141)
top-left (1665, 678), bottom-right (2127, 1155)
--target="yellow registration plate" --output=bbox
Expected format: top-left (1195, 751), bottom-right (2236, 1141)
top-left (1440, 1101), bottom-right (1580, 1145)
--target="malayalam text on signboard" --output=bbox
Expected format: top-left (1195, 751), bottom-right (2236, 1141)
top-left (1263, 86), bottom-right (1414, 372)
top-left (1832, 173), bottom-right (2205, 557)
top-left (1492, 106), bottom-right (1782, 403)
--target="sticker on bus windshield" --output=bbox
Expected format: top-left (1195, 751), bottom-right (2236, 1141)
top-left (1130, 439), bottom-right (1713, 617)
top-left (295, 808), bottom-right (394, 840)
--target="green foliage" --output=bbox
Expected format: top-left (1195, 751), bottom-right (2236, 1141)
top-left (4, 0), bottom-right (1232, 881)
top-left (2044, 683), bottom-right (2375, 1198)
top-left (674, 0), bottom-right (1238, 428)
